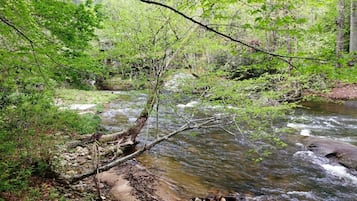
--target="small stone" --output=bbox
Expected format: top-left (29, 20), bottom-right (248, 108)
top-left (76, 146), bottom-right (89, 156)
top-left (66, 170), bottom-right (76, 176)
top-left (60, 160), bottom-right (67, 166)
top-left (78, 158), bottom-right (87, 165)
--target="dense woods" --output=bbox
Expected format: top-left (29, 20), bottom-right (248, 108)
top-left (1, 0), bottom-right (357, 200)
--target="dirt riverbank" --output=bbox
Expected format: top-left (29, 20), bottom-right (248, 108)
top-left (322, 83), bottom-right (357, 100)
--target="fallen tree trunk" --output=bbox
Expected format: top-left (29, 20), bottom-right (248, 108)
top-left (67, 117), bottom-right (216, 183)
top-left (99, 88), bottom-right (157, 143)
top-left (67, 84), bottom-right (158, 150)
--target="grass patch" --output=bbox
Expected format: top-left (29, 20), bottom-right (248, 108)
top-left (55, 88), bottom-right (128, 105)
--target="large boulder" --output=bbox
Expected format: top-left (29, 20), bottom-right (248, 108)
top-left (164, 73), bottom-right (195, 92)
top-left (305, 137), bottom-right (357, 170)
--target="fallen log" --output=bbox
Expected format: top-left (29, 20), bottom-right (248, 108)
top-left (67, 117), bottom-right (216, 183)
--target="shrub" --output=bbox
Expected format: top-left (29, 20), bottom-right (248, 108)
top-left (0, 90), bottom-right (101, 193)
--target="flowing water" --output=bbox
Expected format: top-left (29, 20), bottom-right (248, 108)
top-left (100, 91), bottom-right (357, 201)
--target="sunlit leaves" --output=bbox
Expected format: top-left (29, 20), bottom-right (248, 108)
top-left (33, 0), bottom-right (103, 52)
top-left (1, 0), bottom-right (104, 99)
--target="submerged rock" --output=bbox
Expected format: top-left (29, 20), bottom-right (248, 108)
top-left (305, 137), bottom-right (357, 170)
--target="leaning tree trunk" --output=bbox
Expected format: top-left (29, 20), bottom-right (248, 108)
top-left (67, 82), bottom-right (159, 150)
top-left (101, 82), bottom-right (158, 143)
top-left (336, 0), bottom-right (345, 68)
top-left (70, 24), bottom-right (200, 148)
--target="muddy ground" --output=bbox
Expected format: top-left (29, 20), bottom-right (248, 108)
top-left (322, 83), bottom-right (357, 100)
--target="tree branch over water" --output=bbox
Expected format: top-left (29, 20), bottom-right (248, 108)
top-left (138, 0), bottom-right (328, 65)
top-left (67, 117), bottom-right (217, 183)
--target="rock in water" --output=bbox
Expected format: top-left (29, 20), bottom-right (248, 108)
top-left (305, 137), bottom-right (357, 170)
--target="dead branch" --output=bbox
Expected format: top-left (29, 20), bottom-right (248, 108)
top-left (67, 117), bottom-right (216, 183)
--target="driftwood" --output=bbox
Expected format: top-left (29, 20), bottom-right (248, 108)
top-left (67, 117), bottom-right (216, 183)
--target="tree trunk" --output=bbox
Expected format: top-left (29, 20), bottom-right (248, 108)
top-left (350, 0), bottom-right (357, 52)
top-left (284, 3), bottom-right (293, 71)
top-left (336, 0), bottom-right (346, 67)
top-left (101, 83), bottom-right (158, 143)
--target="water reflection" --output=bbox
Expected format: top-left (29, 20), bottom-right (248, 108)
top-left (301, 101), bottom-right (357, 117)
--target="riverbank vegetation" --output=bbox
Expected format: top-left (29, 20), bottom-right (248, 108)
top-left (1, 0), bottom-right (357, 200)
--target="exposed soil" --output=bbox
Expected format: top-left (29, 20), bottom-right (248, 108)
top-left (96, 160), bottom-right (181, 201)
top-left (323, 83), bottom-right (357, 100)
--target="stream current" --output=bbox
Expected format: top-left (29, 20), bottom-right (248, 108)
top-left (100, 91), bottom-right (357, 201)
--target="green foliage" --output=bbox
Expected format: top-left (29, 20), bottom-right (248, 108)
top-left (297, 60), bottom-right (357, 84)
top-left (33, 0), bottom-right (103, 54)
top-left (57, 112), bottom-right (101, 134)
top-left (1, 0), bottom-right (357, 195)
top-left (0, 90), bottom-right (101, 193)
top-left (0, 160), bottom-right (32, 192)
top-left (0, 0), bottom-right (105, 94)
top-left (55, 88), bottom-right (126, 105)
top-left (180, 72), bottom-right (297, 155)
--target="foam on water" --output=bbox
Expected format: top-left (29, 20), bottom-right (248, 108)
top-left (321, 164), bottom-right (357, 185)
top-left (300, 129), bottom-right (311, 136)
top-left (328, 117), bottom-right (342, 125)
top-left (287, 115), bottom-right (355, 131)
top-left (293, 151), bottom-right (329, 164)
top-left (177, 100), bottom-right (199, 108)
top-left (294, 151), bottom-right (357, 186)
top-left (334, 136), bottom-right (357, 143)
top-left (287, 122), bottom-right (334, 130)
top-left (286, 191), bottom-right (317, 200)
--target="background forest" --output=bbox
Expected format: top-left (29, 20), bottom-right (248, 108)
top-left (1, 0), bottom-right (357, 200)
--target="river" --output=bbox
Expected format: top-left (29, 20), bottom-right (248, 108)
top-left (100, 91), bottom-right (357, 201)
